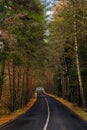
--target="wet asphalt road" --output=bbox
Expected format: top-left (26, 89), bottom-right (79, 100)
top-left (0, 90), bottom-right (87, 130)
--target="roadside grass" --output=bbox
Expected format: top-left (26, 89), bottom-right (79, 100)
top-left (47, 93), bottom-right (87, 122)
top-left (0, 93), bottom-right (37, 126)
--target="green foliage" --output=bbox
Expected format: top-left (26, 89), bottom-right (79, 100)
top-left (0, 0), bottom-right (48, 111)
top-left (49, 0), bottom-right (87, 107)
top-left (0, 3), bottom-right (4, 12)
top-left (11, 54), bottom-right (25, 66)
top-left (0, 52), bottom-right (9, 61)
top-left (54, 71), bottom-right (62, 96)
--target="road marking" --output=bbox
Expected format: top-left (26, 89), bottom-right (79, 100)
top-left (43, 96), bottom-right (50, 130)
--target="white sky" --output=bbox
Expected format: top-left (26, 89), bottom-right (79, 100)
top-left (46, 10), bottom-right (54, 15)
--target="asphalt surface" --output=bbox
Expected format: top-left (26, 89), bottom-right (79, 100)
top-left (0, 90), bottom-right (87, 130)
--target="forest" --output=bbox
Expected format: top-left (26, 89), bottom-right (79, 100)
top-left (0, 0), bottom-right (87, 116)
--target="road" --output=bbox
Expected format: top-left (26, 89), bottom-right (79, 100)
top-left (0, 90), bottom-right (87, 130)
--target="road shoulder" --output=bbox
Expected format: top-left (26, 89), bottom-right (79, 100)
top-left (0, 93), bottom-right (37, 126)
top-left (45, 93), bottom-right (87, 122)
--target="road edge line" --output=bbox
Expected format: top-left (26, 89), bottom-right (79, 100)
top-left (43, 97), bottom-right (50, 130)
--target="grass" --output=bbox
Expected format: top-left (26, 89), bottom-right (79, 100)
top-left (0, 93), bottom-right (37, 126)
top-left (47, 93), bottom-right (87, 122)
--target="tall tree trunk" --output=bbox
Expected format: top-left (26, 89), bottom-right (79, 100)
top-left (8, 61), bottom-right (12, 110)
top-left (61, 71), bottom-right (66, 98)
top-left (64, 56), bottom-right (70, 100)
top-left (74, 20), bottom-right (86, 108)
top-left (21, 68), bottom-right (25, 107)
top-left (10, 63), bottom-right (16, 111)
top-left (25, 68), bottom-right (29, 103)
top-left (0, 60), bottom-right (5, 100)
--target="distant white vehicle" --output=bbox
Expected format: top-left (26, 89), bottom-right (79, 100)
top-left (36, 87), bottom-right (44, 92)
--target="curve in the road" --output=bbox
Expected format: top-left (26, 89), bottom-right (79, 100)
top-left (43, 96), bottom-right (50, 130)
top-left (0, 90), bottom-right (87, 130)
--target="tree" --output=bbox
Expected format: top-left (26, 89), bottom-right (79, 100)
top-left (0, 0), bottom-right (46, 111)
top-left (49, 0), bottom-right (87, 108)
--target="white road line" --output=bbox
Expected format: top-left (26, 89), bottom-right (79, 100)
top-left (43, 97), bottom-right (50, 130)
